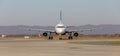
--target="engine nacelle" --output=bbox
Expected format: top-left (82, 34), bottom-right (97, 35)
top-left (74, 33), bottom-right (79, 37)
top-left (43, 32), bottom-right (48, 36)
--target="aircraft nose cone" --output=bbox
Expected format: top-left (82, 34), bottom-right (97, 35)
top-left (56, 28), bottom-right (65, 34)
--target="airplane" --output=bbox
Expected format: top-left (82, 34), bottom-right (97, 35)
top-left (28, 10), bottom-right (92, 40)
top-left (42, 10), bottom-right (79, 40)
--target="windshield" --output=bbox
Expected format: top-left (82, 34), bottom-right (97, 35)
top-left (57, 26), bottom-right (65, 28)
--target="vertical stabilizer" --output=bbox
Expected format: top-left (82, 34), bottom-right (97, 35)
top-left (60, 10), bottom-right (62, 24)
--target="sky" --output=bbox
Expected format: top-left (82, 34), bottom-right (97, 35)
top-left (0, 0), bottom-right (120, 26)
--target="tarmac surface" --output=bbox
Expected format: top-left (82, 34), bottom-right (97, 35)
top-left (0, 38), bottom-right (120, 56)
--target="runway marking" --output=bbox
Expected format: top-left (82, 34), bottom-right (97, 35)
top-left (69, 40), bottom-right (120, 46)
top-left (64, 41), bottom-right (69, 44)
top-left (69, 47), bottom-right (80, 49)
top-left (111, 41), bottom-right (120, 45)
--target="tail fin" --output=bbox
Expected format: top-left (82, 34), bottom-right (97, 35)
top-left (60, 10), bottom-right (62, 24)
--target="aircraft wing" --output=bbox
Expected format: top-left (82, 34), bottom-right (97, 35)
top-left (29, 28), bottom-right (55, 32)
top-left (20, 28), bottom-right (55, 32)
top-left (67, 29), bottom-right (94, 32)
top-left (66, 26), bottom-right (95, 32)
top-left (79, 29), bottom-right (93, 31)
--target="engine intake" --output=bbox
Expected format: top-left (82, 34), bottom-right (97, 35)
top-left (74, 33), bottom-right (79, 37)
top-left (43, 32), bottom-right (48, 36)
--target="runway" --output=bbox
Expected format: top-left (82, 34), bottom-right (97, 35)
top-left (0, 39), bottom-right (120, 56)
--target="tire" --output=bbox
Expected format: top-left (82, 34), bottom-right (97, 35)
top-left (49, 37), bottom-right (53, 40)
top-left (68, 36), bottom-right (73, 40)
top-left (59, 38), bottom-right (62, 40)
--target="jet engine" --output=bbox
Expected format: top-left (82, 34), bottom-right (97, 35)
top-left (43, 32), bottom-right (48, 36)
top-left (73, 32), bottom-right (79, 37)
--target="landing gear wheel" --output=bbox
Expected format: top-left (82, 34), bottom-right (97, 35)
top-left (59, 38), bottom-right (62, 40)
top-left (49, 37), bottom-right (53, 40)
top-left (68, 36), bottom-right (73, 40)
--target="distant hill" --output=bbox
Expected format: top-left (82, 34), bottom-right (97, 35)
top-left (0, 24), bottom-right (120, 35)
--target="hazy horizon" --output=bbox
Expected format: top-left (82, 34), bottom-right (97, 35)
top-left (0, 0), bottom-right (120, 26)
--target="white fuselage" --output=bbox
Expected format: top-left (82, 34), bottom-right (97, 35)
top-left (55, 23), bottom-right (66, 34)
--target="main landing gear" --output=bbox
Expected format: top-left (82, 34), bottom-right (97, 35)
top-left (68, 36), bottom-right (73, 40)
top-left (48, 36), bottom-right (53, 40)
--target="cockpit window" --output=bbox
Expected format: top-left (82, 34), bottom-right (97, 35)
top-left (57, 26), bottom-right (65, 28)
